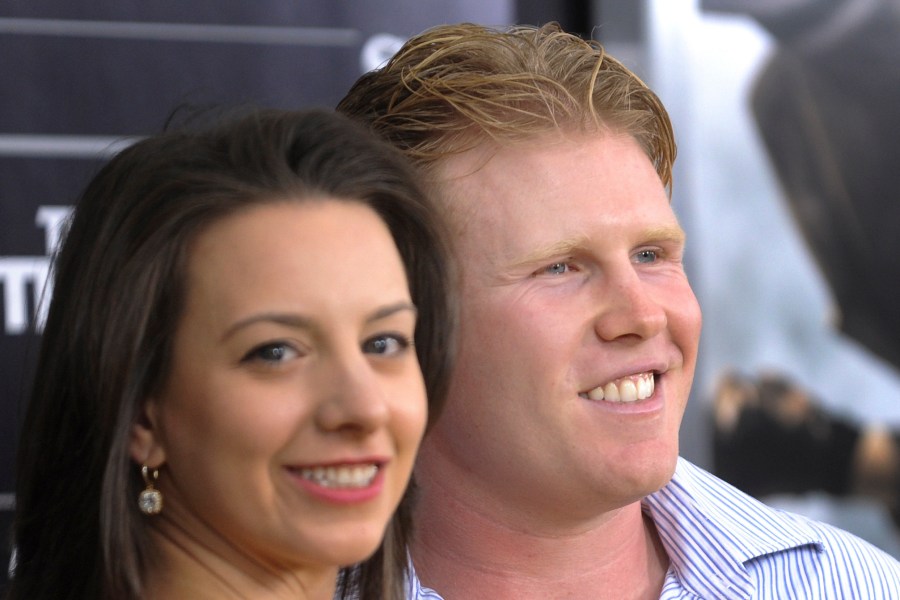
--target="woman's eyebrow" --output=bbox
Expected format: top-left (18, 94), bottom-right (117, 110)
top-left (221, 312), bottom-right (314, 342)
top-left (366, 301), bottom-right (418, 323)
top-left (220, 301), bottom-right (417, 342)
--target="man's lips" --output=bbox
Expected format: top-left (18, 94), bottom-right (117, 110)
top-left (578, 371), bottom-right (657, 403)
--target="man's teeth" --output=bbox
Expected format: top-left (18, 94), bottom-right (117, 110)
top-left (581, 372), bottom-right (655, 403)
top-left (299, 464), bottom-right (379, 488)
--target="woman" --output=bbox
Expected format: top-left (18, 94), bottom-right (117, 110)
top-left (6, 108), bottom-right (455, 599)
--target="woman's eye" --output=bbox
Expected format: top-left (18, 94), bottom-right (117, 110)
top-left (362, 334), bottom-right (411, 356)
top-left (634, 249), bottom-right (658, 264)
top-left (242, 342), bottom-right (298, 364)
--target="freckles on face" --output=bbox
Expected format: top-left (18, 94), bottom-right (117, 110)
top-left (144, 199), bottom-right (428, 570)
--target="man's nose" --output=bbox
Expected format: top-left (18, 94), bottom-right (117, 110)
top-left (591, 268), bottom-right (667, 343)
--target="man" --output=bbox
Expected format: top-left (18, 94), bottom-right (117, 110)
top-left (338, 23), bottom-right (900, 599)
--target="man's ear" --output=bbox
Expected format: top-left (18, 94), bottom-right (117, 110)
top-left (129, 399), bottom-right (166, 468)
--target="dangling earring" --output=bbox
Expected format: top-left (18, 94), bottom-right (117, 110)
top-left (138, 465), bottom-right (163, 515)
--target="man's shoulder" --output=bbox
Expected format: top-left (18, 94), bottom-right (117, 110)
top-left (648, 458), bottom-right (900, 598)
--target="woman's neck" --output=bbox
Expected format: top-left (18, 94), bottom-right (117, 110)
top-left (143, 517), bottom-right (338, 600)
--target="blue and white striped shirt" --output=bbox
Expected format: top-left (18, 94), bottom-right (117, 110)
top-left (406, 458), bottom-right (900, 599)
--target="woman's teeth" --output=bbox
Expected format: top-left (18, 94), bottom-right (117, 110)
top-left (298, 464), bottom-right (379, 488)
top-left (580, 372), bottom-right (655, 403)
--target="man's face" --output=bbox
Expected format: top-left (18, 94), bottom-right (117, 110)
top-left (419, 131), bottom-right (702, 526)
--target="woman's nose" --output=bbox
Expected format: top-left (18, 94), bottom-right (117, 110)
top-left (314, 353), bottom-right (390, 435)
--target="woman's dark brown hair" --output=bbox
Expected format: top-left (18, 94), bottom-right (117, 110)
top-left (7, 108), bottom-right (455, 600)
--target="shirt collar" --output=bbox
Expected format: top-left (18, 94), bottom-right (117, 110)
top-left (643, 458), bottom-right (824, 598)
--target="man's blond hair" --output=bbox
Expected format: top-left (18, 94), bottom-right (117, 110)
top-left (338, 22), bottom-right (676, 191)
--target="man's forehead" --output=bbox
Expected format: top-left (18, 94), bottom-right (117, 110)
top-left (429, 125), bottom-right (640, 178)
top-left (424, 132), bottom-right (680, 257)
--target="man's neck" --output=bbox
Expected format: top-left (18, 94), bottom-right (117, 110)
top-left (410, 464), bottom-right (670, 600)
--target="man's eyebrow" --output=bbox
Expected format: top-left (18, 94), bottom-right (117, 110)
top-left (220, 301), bottom-right (417, 342)
top-left (509, 235), bottom-right (592, 269)
top-left (509, 224), bottom-right (686, 269)
top-left (643, 224), bottom-right (686, 244)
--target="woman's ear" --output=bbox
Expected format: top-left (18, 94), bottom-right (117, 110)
top-left (129, 399), bottom-right (166, 468)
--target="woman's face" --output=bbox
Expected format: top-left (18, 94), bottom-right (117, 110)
top-left (132, 199), bottom-right (427, 571)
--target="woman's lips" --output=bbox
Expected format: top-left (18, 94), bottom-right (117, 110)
top-left (287, 461), bottom-right (387, 504)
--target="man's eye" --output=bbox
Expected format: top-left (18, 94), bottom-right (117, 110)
top-left (544, 262), bottom-right (570, 275)
top-left (634, 249), bottom-right (658, 264)
top-left (362, 334), bottom-right (411, 356)
top-left (242, 343), bottom-right (298, 364)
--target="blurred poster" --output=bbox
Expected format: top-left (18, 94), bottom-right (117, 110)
top-left (650, 0), bottom-right (900, 555)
